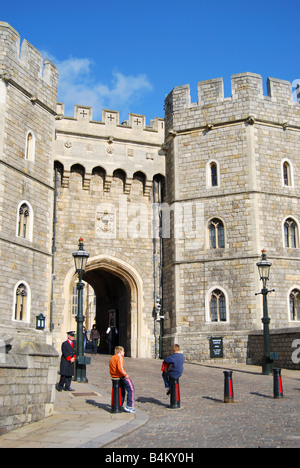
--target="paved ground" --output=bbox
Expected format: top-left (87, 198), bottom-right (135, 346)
top-left (87, 355), bottom-right (300, 449)
top-left (0, 354), bottom-right (299, 448)
top-left (0, 376), bottom-right (141, 448)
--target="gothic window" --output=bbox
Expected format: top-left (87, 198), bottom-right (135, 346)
top-left (289, 289), bottom-right (300, 321)
top-left (283, 162), bottom-right (290, 186)
top-left (25, 131), bottom-right (35, 161)
top-left (284, 218), bottom-right (298, 248)
top-left (210, 162), bottom-right (218, 187)
top-left (18, 203), bottom-right (30, 238)
top-left (209, 218), bottom-right (225, 249)
top-left (210, 289), bottom-right (227, 322)
top-left (17, 202), bottom-right (32, 241)
top-left (282, 159), bottom-right (293, 187)
top-left (14, 283), bottom-right (28, 322)
top-left (206, 160), bottom-right (220, 188)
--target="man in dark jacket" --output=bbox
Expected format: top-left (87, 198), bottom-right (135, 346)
top-left (57, 331), bottom-right (77, 392)
top-left (162, 344), bottom-right (185, 395)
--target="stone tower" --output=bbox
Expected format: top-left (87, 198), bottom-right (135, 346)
top-left (0, 23), bottom-right (59, 432)
top-left (163, 72), bottom-right (300, 362)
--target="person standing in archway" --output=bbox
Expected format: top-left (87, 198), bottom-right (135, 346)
top-left (106, 322), bottom-right (118, 355)
top-left (90, 324), bottom-right (100, 355)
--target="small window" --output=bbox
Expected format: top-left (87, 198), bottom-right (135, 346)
top-left (210, 289), bottom-right (227, 322)
top-left (18, 203), bottom-right (30, 238)
top-left (284, 218), bottom-right (298, 248)
top-left (289, 289), bottom-right (300, 321)
top-left (209, 218), bottom-right (225, 249)
top-left (206, 160), bottom-right (220, 188)
top-left (17, 202), bottom-right (33, 241)
top-left (25, 131), bottom-right (35, 161)
top-left (211, 163), bottom-right (218, 187)
top-left (14, 283), bottom-right (28, 322)
top-left (283, 162), bottom-right (291, 186)
top-left (282, 159), bottom-right (294, 188)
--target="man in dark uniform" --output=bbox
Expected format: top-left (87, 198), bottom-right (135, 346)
top-left (106, 322), bottom-right (118, 355)
top-left (57, 331), bottom-right (77, 392)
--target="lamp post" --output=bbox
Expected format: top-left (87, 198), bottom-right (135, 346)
top-left (256, 249), bottom-right (275, 375)
top-left (72, 238), bottom-right (90, 383)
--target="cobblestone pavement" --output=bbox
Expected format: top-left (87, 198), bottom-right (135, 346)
top-left (87, 355), bottom-right (300, 448)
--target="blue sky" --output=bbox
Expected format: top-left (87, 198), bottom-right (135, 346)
top-left (2, 0), bottom-right (300, 122)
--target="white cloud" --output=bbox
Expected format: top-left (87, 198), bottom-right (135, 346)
top-left (46, 54), bottom-right (153, 120)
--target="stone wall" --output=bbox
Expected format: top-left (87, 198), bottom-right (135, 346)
top-left (163, 330), bottom-right (249, 364)
top-left (247, 328), bottom-right (300, 370)
top-left (0, 340), bottom-right (58, 434)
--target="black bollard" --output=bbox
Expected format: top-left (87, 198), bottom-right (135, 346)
top-left (169, 377), bottom-right (180, 409)
top-left (111, 378), bottom-right (122, 413)
top-left (273, 368), bottom-right (283, 399)
top-left (224, 371), bottom-right (234, 403)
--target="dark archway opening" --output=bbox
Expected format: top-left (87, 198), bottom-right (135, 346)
top-left (83, 269), bottom-right (129, 354)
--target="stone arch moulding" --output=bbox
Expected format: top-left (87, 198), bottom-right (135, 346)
top-left (62, 254), bottom-right (147, 359)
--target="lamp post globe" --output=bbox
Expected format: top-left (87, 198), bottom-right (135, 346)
top-left (72, 238), bottom-right (90, 281)
top-left (256, 249), bottom-right (272, 290)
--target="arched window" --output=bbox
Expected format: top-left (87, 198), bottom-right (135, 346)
top-left (206, 160), bottom-right (220, 188)
top-left (210, 289), bottom-right (227, 322)
top-left (13, 282), bottom-right (30, 322)
top-left (282, 159), bottom-right (294, 187)
top-left (209, 218), bottom-right (225, 249)
top-left (16, 202), bottom-right (33, 241)
top-left (289, 289), bottom-right (300, 321)
top-left (284, 218), bottom-right (298, 248)
top-left (283, 161), bottom-right (290, 186)
top-left (25, 131), bottom-right (35, 161)
top-left (210, 162), bottom-right (218, 187)
top-left (18, 203), bottom-right (30, 238)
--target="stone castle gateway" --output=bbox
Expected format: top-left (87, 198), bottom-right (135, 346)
top-left (1, 22), bottom-right (300, 432)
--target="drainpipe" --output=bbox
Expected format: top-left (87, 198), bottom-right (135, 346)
top-left (50, 167), bottom-right (58, 333)
top-left (158, 178), bottom-right (164, 359)
top-left (152, 180), bottom-right (158, 358)
top-left (152, 178), bottom-right (164, 359)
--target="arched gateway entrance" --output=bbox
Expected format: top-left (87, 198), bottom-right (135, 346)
top-left (85, 269), bottom-right (128, 355)
top-left (64, 256), bottom-right (145, 358)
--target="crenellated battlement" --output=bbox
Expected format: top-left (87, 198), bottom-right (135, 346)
top-left (55, 103), bottom-right (165, 145)
top-left (56, 103), bottom-right (164, 130)
top-left (0, 22), bottom-right (58, 112)
top-left (54, 105), bottom-right (165, 194)
top-left (166, 72), bottom-right (296, 108)
top-left (165, 72), bottom-right (300, 133)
